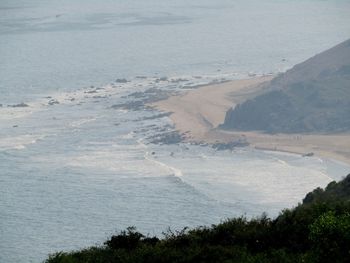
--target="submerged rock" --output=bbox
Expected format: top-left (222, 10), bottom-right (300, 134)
top-left (116, 78), bottom-right (128, 83)
top-left (48, 99), bottom-right (60, 105)
top-left (8, 102), bottom-right (29, 108)
top-left (302, 152), bottom-right (314, 157)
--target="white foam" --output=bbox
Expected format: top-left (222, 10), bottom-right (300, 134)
top-left (66, 147), bottom-right (173, 178)
top-left (69, 117), bottom-right (96, 128)
top-left (0, 134), bottom-right (44, 151)
top-left (0, 106), bottom-right (35, 120)
top-left (147, 144), bottom-right (339, 211)
top-left (120, 131), bottom-right (135, 139)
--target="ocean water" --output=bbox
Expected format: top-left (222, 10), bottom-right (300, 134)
top-left (1, 0), bottom-right (350, 262)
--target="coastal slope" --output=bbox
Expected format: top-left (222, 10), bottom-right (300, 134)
top-left (221, 39), bottom-right (350, 133)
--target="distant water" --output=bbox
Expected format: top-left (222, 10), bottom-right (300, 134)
top-left (1, 0), bottom-right (350, 262)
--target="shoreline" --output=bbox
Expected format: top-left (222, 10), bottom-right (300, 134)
top-left (151, 76), bottom-right (350, 166)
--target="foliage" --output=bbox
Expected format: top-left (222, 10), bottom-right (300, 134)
top-left (309, 211), bottom-right (350, 262)
top-left (45, 174), bottom-right (350, 263)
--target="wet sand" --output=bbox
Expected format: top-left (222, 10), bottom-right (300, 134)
top-left (151, 76), bottom-right (350, 165)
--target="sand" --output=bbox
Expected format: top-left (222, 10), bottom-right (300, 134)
top-left (151, 76), bottom-right (350, 165)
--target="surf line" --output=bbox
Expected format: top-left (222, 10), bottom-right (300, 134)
top-left (144, 151), bottom-right (184, 180)
top-left (137, 138), bottom-right (184, 180)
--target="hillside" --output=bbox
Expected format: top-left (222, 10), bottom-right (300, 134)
top-left (46, 174), bottom-right (350, 263)
top-left (221, 39), bottom-right (350, 133)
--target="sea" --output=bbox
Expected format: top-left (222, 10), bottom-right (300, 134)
top-left (1, 0), bottom-right (350, 262)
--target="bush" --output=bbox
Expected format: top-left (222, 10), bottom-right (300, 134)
top-left (45, 174), bottom-right (350, 263)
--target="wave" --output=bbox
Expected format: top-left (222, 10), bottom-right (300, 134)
top-left (144, 150), bottom-right (183, 179)
top-left (137, 137), bottom-right (184, 179)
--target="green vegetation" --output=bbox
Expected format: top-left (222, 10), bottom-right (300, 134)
top-left (222, 39), bottom-right (350, 133)
top-left (46, 174), bottom-right (350, 263)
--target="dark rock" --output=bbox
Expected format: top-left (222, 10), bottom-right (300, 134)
top-left (8, 103), bottom-right (29, 108)
top-left (128, 91), bottom-right (145, 99)
top-left (112, 88), bottom-right (175, 111)
top-left (116, 78), bottom-right (128, 83)
top-left (170, 78), bottom-right (188, 83)
top-left (148, 131), bottom-right (184, 144)
top-left (302, 152), bottom-right (314, 157)
top-left (48, 99), bottom-right (60, 105)
top-left (212, 139), bottom-right (249, 151)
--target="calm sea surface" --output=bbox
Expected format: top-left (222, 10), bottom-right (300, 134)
top-left (1, 0), bottom-right (350, 262)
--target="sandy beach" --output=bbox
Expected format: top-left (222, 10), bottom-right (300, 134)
top-left (152, 76), bottom-right (350, 165)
